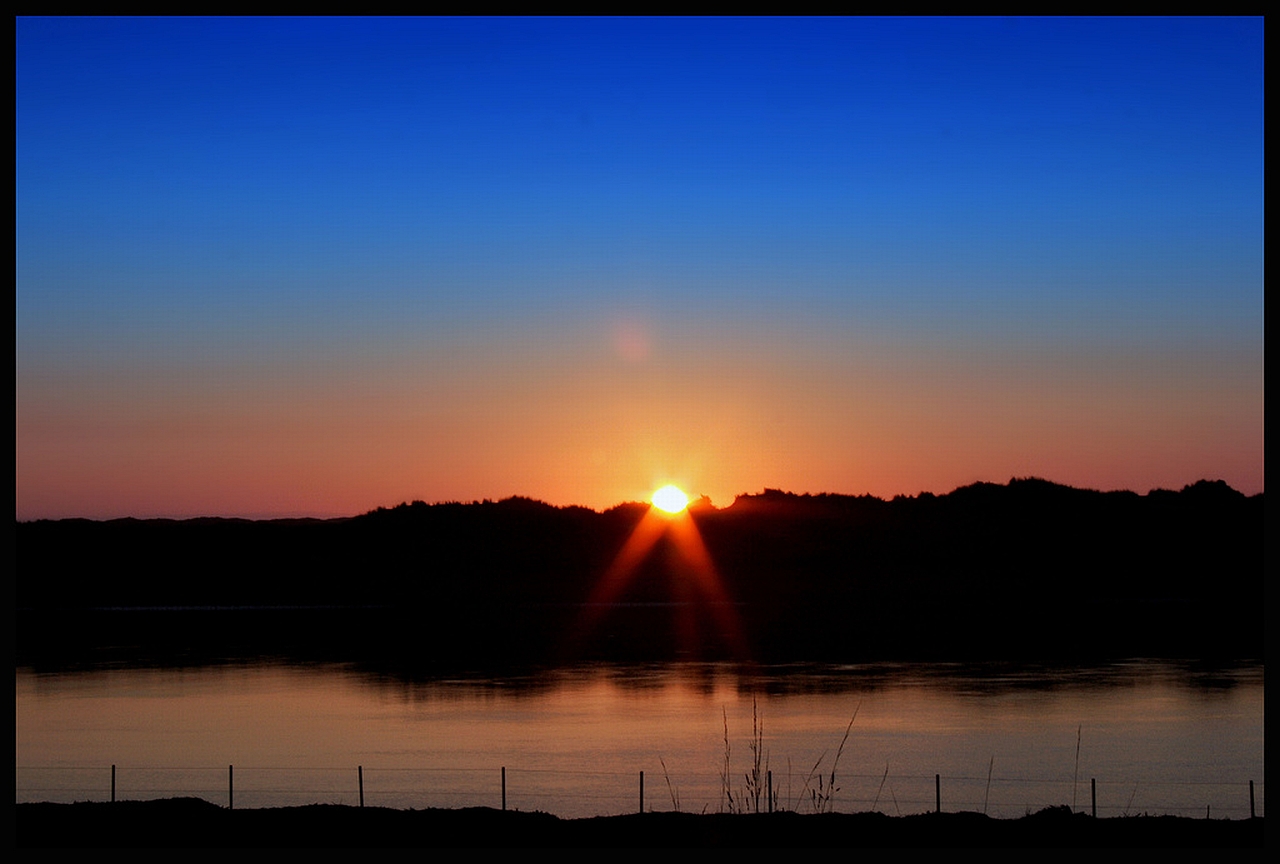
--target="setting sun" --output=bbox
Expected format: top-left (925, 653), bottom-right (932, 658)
top-left (652, 485), bottom-right (689, 514)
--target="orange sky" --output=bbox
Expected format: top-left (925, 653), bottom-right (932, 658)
top-left (17, 19), bottom-right (1263, 520)
top-left (17, 316), bottom-right (1262, 519)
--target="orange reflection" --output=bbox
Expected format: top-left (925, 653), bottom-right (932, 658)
top-left (569, 504), bottom-right (750, 662)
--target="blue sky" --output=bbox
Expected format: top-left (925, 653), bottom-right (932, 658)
top-left (16, 17), bottom-right (1264, 518)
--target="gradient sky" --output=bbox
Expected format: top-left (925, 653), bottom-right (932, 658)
top-left (16, 17), bottom-right (1264, 519)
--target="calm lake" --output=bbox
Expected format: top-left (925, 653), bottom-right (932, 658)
top-left (15, 659), bottom-right (1263, 820)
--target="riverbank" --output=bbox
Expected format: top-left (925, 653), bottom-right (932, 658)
top-left (17, 799), bottom-right (1263, 847)
top-left (18, 481), bottom-right (1264, 666)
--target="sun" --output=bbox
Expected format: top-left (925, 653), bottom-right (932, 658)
top-left (652, 484), bottom-right (689, 514)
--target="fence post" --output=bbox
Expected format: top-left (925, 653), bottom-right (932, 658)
top-left (935, 774), bottom-right (941, 813)
top-left (229, 765), bottom-right (233, 811)
top-left (1091, 778), bottom-right (1097, 817)
top-left (639, 770), bottom-right (644, 814)
top-left (501, 766), bottom-right (506, 811)
top-left (358, 765), bottom-right (364, 808)
top-left (111, 764), bottom-right (116, 803)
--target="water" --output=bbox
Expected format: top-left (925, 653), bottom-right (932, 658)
top-left (15, 659), bottom-right (1263, 820)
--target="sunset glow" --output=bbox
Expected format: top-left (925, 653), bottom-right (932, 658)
top-left (13, 22), bottom-right (1266, 845)
top-left (572, 493), bottom-right (749, 661)
top-left (652, 485), bottom-right (690, 514)
top-left (15, 18), bottom-right (1263, 520)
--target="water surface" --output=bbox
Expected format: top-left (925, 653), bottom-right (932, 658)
top-left (16, 659), bottom-right (1263, 820)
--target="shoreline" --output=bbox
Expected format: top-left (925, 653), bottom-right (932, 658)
top-left (17, 799), bottom-right (1264, 848)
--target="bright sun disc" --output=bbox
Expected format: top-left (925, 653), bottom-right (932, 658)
top-left (652, 485), bottom-right (689, 514)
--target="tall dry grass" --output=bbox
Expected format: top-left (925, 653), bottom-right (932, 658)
top-left (716, 698), bottom-right (860, 814)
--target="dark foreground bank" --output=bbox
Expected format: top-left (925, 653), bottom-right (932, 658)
top-left (17, 799), bottom-right (1263, 848)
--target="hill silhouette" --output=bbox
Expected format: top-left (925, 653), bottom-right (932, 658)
top-left (16, 479), bottom-right (1263, 669)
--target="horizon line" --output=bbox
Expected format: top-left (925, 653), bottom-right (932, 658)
top-left (15, 476), bottom-right (1261, 524)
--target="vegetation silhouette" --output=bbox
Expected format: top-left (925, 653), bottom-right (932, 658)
top-left (16, 478), bottom-right (1262, 671)
top-left (16, 798), bottom-right (1264, 848)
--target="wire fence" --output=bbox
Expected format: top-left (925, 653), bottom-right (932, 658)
top-left (15, 764), bottom-right (1264, 821)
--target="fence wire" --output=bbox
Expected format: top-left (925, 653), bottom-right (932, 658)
top-left (15, 764), bottom-right (1264, 821)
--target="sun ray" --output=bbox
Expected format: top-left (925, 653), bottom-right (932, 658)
top-left (665, 509), bottom-right (751, 660)
top-left (564, 488), bottom-right (751, 662)
top-left (583, 507), bottom-right (668, 608)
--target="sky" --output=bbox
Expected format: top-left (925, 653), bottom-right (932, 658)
top-left (16, 17), bottom-right (1264, 519)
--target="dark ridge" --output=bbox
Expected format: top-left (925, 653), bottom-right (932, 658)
top-left (17, 479), bottom-right (1263, 669)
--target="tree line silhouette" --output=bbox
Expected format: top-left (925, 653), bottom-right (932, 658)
top-left (16, 478), bottom-right (1262, 669)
